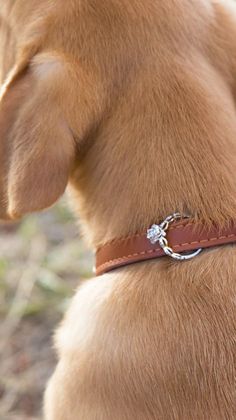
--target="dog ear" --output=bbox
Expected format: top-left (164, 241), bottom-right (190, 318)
top-left (0, 52), bottom-right (76, 220)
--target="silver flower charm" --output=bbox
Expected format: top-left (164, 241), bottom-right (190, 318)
top-left (147, 224), bottom-right (166, 245)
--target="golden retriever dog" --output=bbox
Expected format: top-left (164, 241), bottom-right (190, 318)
top-left (1, 0), bottom-right (236, 418)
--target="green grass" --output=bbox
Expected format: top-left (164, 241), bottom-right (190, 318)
top-left (0, 198), bottom-right (93, 419)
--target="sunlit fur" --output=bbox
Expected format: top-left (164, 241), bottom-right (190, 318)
top-left (0, 1), bottom-right (236, 418)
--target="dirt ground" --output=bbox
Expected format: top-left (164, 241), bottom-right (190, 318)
top-left (0, 199), bottom-right (93, 419)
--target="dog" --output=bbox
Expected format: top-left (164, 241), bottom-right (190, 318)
top-left (1, 0), bottom-right (236, 418)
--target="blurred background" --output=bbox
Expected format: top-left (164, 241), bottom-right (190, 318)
top-left (0, 198), bottom-right (93, 420)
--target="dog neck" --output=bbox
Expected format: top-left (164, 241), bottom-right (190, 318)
top-left (70, 74), bottom-right (236, 250)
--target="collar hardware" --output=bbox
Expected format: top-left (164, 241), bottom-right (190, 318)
top-left (147, 213), bottom-right (202, 261)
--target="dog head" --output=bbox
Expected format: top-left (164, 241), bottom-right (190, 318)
top-left (0, 0), bottom-right (236, 232)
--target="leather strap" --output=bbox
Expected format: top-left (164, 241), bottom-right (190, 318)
top-left (96, 219), bottom-right (236, 275)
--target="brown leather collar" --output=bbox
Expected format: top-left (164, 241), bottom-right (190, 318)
top-left (96, 218), bottom-right (236, 275)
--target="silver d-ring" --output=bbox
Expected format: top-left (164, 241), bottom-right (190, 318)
top-left (146, 213), bottom-right (202, 261)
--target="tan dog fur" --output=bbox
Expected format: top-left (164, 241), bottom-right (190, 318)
top-left (1, 1), bottom-right (236, 418)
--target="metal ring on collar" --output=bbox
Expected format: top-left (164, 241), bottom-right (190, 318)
top-left (146, 213), bottom-right (202, 261)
